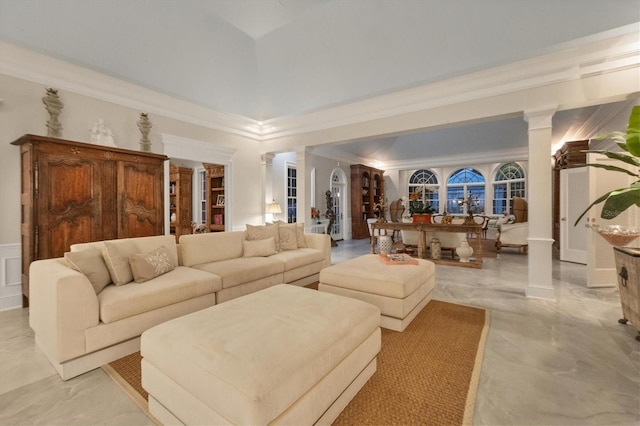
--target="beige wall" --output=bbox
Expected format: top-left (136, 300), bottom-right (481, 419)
top-left (0, 74), bottom-right (264, 245)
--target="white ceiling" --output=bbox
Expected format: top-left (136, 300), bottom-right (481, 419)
top-left (0, 0), bottom-right (638, 165)
top-left (203, 0), bottom-right (329, 39)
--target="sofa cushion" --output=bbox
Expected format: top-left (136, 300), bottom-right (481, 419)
top-left (130, 246), bottom-right (176, 283)
top-left (64, 248), bottom-right (112, 294)
top-left (103, 240), bottom-right (137, 286)
top-left (242, 238), bottom-right (278, 257)
top-left (72, 235), bottom-right (179, 286)
top-left (193, 257), bottom-right (284, 289)
top-left (98, 266), bottom-right (222, 324)
top-left (270, 248), bottom-right (325, 271)
top-left (246, 223), bottom-right (280, 251)
top-left (179, 232), bottom-right (244, 266)
top-left (278, 223), bottom-right (298, 251)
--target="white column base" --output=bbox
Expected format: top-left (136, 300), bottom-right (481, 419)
top-left (526, 237), bottom-right (556, 301)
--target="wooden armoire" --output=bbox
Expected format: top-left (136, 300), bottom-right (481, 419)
top-left (12, 134), bottom-right (168, 307)
top-left (350, 164), bottom-right (385, 239)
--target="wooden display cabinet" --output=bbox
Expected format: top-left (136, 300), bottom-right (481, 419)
top-left (552, 140), bottom-right (588, 249)
top-left (169, 164), bottom-right (193, 241)
top-left (204, 163), bottom-right (225, 232)
top-left (351, 164), bottom-right (384, 239)
top-left (12, 134), bottom-right (167, 307)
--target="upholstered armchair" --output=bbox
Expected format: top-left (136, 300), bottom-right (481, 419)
top-left (496, 197), bottom-right (529, 254)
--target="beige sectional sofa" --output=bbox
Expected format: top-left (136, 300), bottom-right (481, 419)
top-left (29, 228), bottom-right (331, 380)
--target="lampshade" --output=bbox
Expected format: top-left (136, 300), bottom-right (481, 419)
top-left (266, 201), bottom-right (282, 214)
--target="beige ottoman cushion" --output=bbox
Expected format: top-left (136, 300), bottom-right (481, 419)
top-left (319, 254), bottom-right (436, 331)
top-left (141, 284), bottom-right (380, 425)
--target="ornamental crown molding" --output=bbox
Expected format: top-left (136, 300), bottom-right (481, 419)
top-left (261, 24), bottom-right (640, 140)
top-left (0, 41), bottom-right (261, 141)
top-left (1, 23), bottom-right (638, 144)
top-left (161, 133), bottom-right (236, 164)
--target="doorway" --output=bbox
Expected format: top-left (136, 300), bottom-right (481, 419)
top-left (560, 167), bottom-right (588, 264)
top-left (330, 168), bottom-right (347, 240)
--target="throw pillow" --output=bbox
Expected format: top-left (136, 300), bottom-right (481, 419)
top-left (246, 223), bottom-right (280, 251)
top-left (242, 237), bottom-right (278, 257)
top-left (129, 246), bottom-right (175, 283)
top-left (64, 248), bottom-right (112, 294)
top-left (296, 223), bottom-right (307, 248)
top-left (102, 240), bottom-right (137, 286)
top-left (278, 223), bottom-right (298, 251)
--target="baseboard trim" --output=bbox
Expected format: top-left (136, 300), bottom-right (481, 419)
top-left (0, 243), bottom-right (22, 311)
top-left (526, 285), bottom-right (556, 301)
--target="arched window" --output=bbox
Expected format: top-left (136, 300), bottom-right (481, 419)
top-left (446, 168), bottom-right (485, 214)
top-left (493, 162), bottom-right (526, 215)
top-left (408, 169), bottom-right (439, 212)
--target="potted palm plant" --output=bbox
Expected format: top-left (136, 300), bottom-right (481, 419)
top-left (574, 105), bottom-right (640, 245)
top-left (574, 105), bottom-right (640, 341)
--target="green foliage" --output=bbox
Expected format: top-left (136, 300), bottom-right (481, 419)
top-left (574, 106), bottom-right (640, 226)
top-left (409, 201), bottom-right (435, 214)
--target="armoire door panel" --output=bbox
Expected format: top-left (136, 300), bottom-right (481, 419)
top-left (118, 162), bottom-right (164, 237)
top-left (37, 156), bottom-right (103, 259)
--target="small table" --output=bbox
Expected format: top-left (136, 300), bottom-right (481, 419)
top-left (371, 222), bottom-right (484, 269)
top-left (309, 222), bottom-right (328, 234)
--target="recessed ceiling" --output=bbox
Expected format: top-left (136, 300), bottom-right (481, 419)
top-left (203, 0), bottom-right (329, 39)
top-left (0, 1), bottom-right (637, 164)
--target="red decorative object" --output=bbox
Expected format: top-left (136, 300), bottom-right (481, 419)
top-left (412, 214), bottom-right (431, 223)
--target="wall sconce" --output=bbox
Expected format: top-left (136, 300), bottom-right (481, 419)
top-left (266, 199), bottom-right (282, 221)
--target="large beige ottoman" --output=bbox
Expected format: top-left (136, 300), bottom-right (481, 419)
top-left (141, 284), bottom-right (381, 425)
top-left (319, 254), bottom-right (435, 332)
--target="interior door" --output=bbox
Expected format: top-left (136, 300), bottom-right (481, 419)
top-left (331, 183), bottom-right (345, 240)
top-left (560, 168), bottom-right (588, 264)
top-left (585, 153), bottom-right (636, 287)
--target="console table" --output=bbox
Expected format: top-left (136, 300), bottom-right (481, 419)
top-left (370, 222), bottom-right (484, 269)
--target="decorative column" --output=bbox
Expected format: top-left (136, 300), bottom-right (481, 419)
top-left (296, 147), bottom-right (313, 226)
top-left (261, 153), bottom-right (275, 223)
top-left (524, 107), bottom-right (557, 300)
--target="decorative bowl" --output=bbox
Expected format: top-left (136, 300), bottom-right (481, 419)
top-left (592, 225), bottom-right (640, 246)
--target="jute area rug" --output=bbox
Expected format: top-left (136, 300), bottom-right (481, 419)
top-left (103, 298), bottom-right (489, 426)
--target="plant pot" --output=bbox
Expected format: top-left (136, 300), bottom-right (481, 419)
top-left (412, 214), bottom-right (431, 224)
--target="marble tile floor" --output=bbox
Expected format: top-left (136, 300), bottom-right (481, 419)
top-left (1, 239), bottom-right (638, 425)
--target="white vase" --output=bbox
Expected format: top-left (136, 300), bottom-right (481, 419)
top-left (456, 241), bottom-right (473, 263)
top-left (378, 235), bottom-right (393, 255)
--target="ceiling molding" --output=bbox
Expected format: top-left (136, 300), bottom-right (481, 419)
top-left (312, 146), bottom-right (376, 168)
top-left (0, 41), bottom-right (262, 141)
top-left (261, 26), bottom-right (640, 140)
top-left (1, 23), bottom-right (637, 148)
top-left (161, 133), bottom-right (237, 164)
top-left (380, 147), bottom-right (530, 171)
